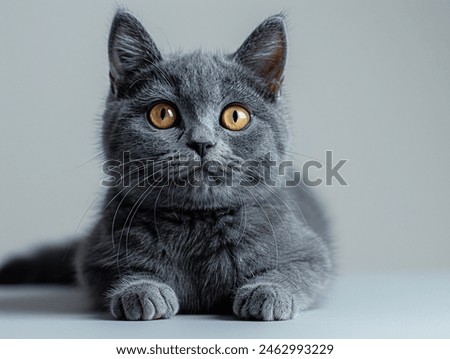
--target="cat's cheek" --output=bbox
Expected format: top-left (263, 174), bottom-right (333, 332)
top-left (108, 279), bottom-right (179, 321)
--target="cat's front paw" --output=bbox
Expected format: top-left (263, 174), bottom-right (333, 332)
top-left (108, 279), bottom-right (179, 320)
top-left (233, 283), bottom-right (299, 321)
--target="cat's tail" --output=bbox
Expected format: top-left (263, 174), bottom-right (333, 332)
top-left (0, 241), bottom-right (77, 285)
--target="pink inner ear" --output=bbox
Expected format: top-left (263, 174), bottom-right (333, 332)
top-left (233, 16), bottom-right (287, 97)
top-left (262, 44), bottom-right (285, 94)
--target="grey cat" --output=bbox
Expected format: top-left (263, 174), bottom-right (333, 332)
top-left (0, 10), bottom-right (333, 321)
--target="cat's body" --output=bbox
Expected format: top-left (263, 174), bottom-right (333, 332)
top-left (78, 179), bottom-right (330, 318)
top-left (0, 11), bottom-right (333, 321)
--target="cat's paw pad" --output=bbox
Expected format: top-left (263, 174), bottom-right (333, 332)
top-left (109, 279), bottom-right (179, 320)
top-left (233, 283), bottom-right (298, 321)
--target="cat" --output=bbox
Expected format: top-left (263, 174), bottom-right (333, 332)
top-left (0, 10), bottom-right (333, 321)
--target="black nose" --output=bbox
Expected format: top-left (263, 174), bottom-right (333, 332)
top-left (187, 141), bottom-right (215, 157)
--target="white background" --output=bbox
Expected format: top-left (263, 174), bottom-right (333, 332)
top-left (0, 0), bottom-right (449, 274)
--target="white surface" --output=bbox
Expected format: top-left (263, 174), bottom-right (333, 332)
top-left (0, 271), bottom-right (449, 339)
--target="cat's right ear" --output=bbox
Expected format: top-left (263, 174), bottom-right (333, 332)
top-left (233, 15), bottom-right (287, 99)
top-left (108, 10), bottom-right (162, 97)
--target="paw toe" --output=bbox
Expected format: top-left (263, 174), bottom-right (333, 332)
top-left (233, 283), bottom-right (298, 321)
top-left (109, 280), bottom-right (179, 321)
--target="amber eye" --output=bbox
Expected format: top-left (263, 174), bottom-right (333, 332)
top-left (220, 104), bottom-right (251, 131)
top-left (147, 102), bottom-right (177, 129)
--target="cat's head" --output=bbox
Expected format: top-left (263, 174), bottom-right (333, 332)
top-left (103, 10), bottom-right (290, 209)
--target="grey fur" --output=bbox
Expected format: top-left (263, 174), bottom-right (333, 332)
top-left (0, 10), bottom-right (333, 321)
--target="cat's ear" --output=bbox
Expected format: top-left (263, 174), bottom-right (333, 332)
top-left (233, 15), bottom-right (287, 97)
top-left (108, 10), bottom-right (162, 97)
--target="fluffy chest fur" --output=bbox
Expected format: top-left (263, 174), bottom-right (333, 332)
top-left (106, 202), bottom-right (282, 313)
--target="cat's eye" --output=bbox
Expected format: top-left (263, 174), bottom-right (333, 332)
top-left (220, 104), bottom-right (251, 131)
top-left (147, 102), bottom-right (177, 129)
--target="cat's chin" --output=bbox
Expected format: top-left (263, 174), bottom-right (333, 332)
top-left (163, 185), bottom-right (243, 211)
top-left (124, 181), bottom-right (267, 212)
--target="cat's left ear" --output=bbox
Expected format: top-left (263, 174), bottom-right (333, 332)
top-left (233, 15), bottom-right (287, 98)
top-left (108, 10), bottom-right (162, 97)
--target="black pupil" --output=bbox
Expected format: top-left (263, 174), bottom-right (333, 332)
top-left (232, 110), bottom-right (238, 122)
top-left (160, 108), bottom-right (166, 120)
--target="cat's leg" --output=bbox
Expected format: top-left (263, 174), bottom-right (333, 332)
top-left (107, 274), bottom-right (179, 320)
top-left (77, 231), bottom-right (180, 321)
top-left (233, 269), bottom-right (309, 320)
top-left (80, 266), bottom-right (180, 320)
top-left (233, 237), bottom-right (332, 321)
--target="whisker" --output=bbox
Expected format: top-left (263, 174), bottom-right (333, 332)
top-left (153, 186), bottom-right (166, 243)
top-left (242, 187), bottom-right (279, 268)
top-left (112, 165), bottom-right (169, 252)
top-left (234, 188), bottom-right (248, 247)
top-left (121, 181), bottom-right (160, 267)
top-left (254, 182), bottom-right (306, 242)
top-left (251, 184), bottom-right (292, 246)
top-left (282, 149), bottom-right (325, 165)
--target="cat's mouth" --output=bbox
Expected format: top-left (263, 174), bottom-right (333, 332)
top-left (142, 154), bottom-right (251, 187)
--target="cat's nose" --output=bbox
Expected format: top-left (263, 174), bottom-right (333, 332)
top-left (187, 141), bottom-right (215, 158)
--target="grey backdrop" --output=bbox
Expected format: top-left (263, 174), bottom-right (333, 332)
top-left (1, 0), bottom-right (449, 274)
